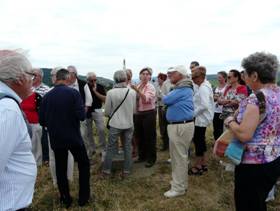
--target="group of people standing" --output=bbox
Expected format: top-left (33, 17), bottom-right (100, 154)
top-left (1, 49), bottom-right (280, 211)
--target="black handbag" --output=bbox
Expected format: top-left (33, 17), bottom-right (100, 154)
top-left (106, 89), bottom-right (130, 129)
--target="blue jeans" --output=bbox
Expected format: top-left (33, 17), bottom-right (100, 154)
top-left (103, 127), bottom-right (133, 174)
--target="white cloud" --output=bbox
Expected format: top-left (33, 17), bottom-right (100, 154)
top-left (0, 0), bottom-right (279, 79)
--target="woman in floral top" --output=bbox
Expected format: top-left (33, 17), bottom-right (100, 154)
top-left (218, 69), bottom-right (248, 120)
top-left (224, 52), bottom-right (280, 211)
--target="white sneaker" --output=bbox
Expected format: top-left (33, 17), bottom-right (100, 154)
top-left (167, 158), bottom-right (171, 163)
top-left (164, 190), bottom-right (185, 198)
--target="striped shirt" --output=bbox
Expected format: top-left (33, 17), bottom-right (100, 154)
top-left (0, 81), bottom-right (37, 211)
top-left (34, 83), bottom-right (49, 97)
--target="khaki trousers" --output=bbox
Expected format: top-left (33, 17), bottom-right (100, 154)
top-left (30, 123), bottom-right (42, 166)
top-left (168, 122), bottom-right (194, 192)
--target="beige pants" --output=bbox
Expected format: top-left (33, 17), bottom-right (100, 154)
top-left (30, 123), bottom-right (42, 166)
top-left (168, 122), bottom-right (194, 192)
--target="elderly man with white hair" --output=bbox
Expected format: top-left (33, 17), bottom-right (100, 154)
top-left (32, 68), bottom-right (50, 165)
top-left (162, 65), bottom-right (194, 198)
top-left (0, 50), bottom-right (37, 210)
top-left (84, 72), bottom-right (107, 156)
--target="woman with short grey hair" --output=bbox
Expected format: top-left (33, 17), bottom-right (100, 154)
top-left (224, 52), bottom-right (280, 211)
top-left (102, 70), bottom-right (136, 178)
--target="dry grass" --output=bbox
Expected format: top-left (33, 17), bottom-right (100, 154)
top-left (31, 128), bottom-right (280, 211)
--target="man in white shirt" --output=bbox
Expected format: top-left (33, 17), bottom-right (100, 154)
top-left (0, 50), bottom-right (37, 210)
top-left (84, 72), bottom-right (106, 155)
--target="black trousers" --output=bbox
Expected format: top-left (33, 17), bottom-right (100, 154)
top-left (158, 106), bottom-right (169, 149)
top-left (53, 144), bottom-right (90, 202)
top-left (193, 126), bottom-right (207, 156)
top-left (235, 157), bottom-right (280, 211)
top-left (213, 112), bottom-right (224, 141)
top-left (134, 110), bottom-right (157, 163)
top-left (41, 127), bottom-right (49, 162)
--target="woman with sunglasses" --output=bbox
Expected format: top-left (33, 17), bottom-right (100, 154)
top-left (218, 69), bottom-right (248, 120)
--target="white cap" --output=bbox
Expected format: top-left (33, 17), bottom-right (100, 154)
top-left (171, 65), bottom-right (188, 76)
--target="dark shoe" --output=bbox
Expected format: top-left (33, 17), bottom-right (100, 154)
top-left (60, 196), bottom-right (72, 208)
top-left (78, 198), bottom-right (89, 206)
top-left (135, 159), bottom-right (145, 163)
top-left (202, 165), bottom-right (208, 172)
top-left (145, 162), bottom-right (155, 168)
top-left (188, 167), bottom-right (203, 176)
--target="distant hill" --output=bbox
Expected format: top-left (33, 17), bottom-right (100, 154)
top-left (42, 68), bottom-right (279, 90)
top-left (41, 68), bottom-right (114, 90)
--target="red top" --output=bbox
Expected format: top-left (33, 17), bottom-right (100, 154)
top-left (21, 92), bottom-right (39, 124)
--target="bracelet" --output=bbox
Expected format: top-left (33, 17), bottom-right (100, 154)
top-left (225, 119), bottom-right (235, 128)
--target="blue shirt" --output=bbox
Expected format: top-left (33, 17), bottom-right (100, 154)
top-left (0, 82), bottom-right (37, 211)
top-left (163, 86), bottom-right (194, 122)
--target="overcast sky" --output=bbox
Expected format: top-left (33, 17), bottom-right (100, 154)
top-left (1, 0), bottom-right (280, 79)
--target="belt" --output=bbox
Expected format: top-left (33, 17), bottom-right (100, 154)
top-left (168, 119), bottom-right (194, 125)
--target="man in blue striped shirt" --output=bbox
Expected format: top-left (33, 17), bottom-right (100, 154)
top-left (0, 50), bottom-right (37, 211)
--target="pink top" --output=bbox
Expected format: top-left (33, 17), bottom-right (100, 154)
top-left (137, 82), bottom-right (156, 112)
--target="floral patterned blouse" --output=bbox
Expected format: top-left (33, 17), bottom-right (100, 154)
top-left (222, 85), bottom-right (248, 115)
top-left (236, 85), bottom-right (280, 164)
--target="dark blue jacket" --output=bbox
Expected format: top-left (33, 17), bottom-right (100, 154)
top-left (39, 84), bottom-right (85, 149)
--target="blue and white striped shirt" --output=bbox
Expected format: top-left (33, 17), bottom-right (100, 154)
top-left (0, 81), bottom-right (37, 211)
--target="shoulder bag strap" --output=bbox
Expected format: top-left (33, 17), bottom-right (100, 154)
top-left (108, 88), bottom-right (130, 123)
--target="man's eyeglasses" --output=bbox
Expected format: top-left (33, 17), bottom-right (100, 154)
top-left (25, 71), bottom-right (36, 80)
top-left (88, 79), bottom-right (97, 83)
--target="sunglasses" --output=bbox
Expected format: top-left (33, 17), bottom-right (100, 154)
top-left (25, 71), bottom-right (36, 80)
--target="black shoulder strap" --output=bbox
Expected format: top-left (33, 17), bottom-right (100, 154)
top-left (108, 88), bottom-right (130, 122)
top-left (255, 91), bottom-right (266, 123)
top-left (0, 93), bottom-right (20, 106)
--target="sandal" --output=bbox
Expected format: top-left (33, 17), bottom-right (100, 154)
top-left (188, 166), bottom-right (203, 176)
top-left (202, 165), bottom-right (208, 172)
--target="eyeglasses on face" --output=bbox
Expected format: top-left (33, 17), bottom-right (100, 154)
top-left (25, 71), bottom-right (36, 80)
top-left (88, 78), bottom-right (97, 82)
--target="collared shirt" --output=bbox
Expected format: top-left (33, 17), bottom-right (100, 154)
top-left (0, 81), bottom-right (37, 211)
top-left (69, 79), bottom-right (80, 92)
top-left (193, 80), bottom-right (215, 127)
top-left (136, 82), bottom-right (156, 112)
top-left (34, 83), bottom-right (49, 97)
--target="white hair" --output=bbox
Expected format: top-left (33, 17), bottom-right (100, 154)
top-left (67, 65), bottom-right (77, 74)
top-left (86, 72), bottom-right (96, 79)
top-left (33, 68), bottom-right (44, 77)
top-left (114, 70), bottom-right (127, 83)
top-left (0, 50), bottom-right (32, 82)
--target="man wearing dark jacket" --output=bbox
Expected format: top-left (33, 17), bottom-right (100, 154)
top-left (39, 69), bottom-right (90, 208)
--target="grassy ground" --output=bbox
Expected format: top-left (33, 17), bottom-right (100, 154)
top-left (31, 128), bottom-right (280, 211)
